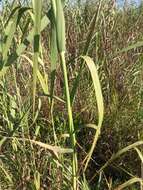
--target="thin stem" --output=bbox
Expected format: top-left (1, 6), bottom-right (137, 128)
top-left (60, 51), bottom-right (78, 190)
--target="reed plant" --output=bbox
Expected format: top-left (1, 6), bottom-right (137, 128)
top-left (0, 0), bottom-right (143, 189)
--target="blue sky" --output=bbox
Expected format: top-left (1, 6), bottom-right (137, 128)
top-left (118, 0), bottom-right (141, 7)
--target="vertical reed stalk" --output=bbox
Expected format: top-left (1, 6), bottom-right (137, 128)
top-left (60, 51), bottom-right (78, 190)
top-left (32, 0), bottom-right (42, 113)
top-left (51, 0), bottom-right (78, 188)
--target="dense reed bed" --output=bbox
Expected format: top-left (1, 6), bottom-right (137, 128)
top-left (0, 0), bottom-right (143, 189)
